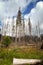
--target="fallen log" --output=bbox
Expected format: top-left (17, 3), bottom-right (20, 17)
top-left (13, 58), bottom-right (42, 65)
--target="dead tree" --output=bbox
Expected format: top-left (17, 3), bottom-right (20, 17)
top-left (36, 22), bottom-right (40, 37)
top-left (12, 16), bottom-right (15, 41)
top-left (38, 21), bottom-right (40, 37)
top-left (4, 24), bottom-right (7, 36)
top-left (36, 25), bottom-right (38, 36)
top-left (22, 16), bottom-right (25, 43)
top-left (0, 28), bottom-right (2, 41)
top-left (28, 18), bottom-right (32, 36)
top-left (16, 8), bottom-right (22, 43)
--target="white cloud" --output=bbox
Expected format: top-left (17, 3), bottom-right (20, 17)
top-left (30, 1), bottom-right (43, 27)
top-left (24, 1), bottom-right (43, 35)
top-left (0, 2), bottom-right (5, 17)
top-left (0, 0), bottom-right (32, 19)
top-left (36, 1), bottom-right (43, 9)
top-left (1, 0), bottom-right (43, 36)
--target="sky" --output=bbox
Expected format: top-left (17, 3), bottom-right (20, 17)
top-left (0, 0), bottom-right (43, 35)
top-left (0, 0), bottom-right (43, 17)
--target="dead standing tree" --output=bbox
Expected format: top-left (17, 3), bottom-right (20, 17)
top-left (28, 18), bottom-right (32, 36)
top-left (22, 16), bottom-right (25, 43)
top-left (28, 18), bottom-right (32, 44)
top-left (0, 21), bottom-right (2, 41)
top-left (16, 8), bottom-right (22, 44)
top-left (38, 21), bottom-right (40, 37)
top-left (35, 21), bottom-right (40, 37)
top-left (18, 15), bottom-right (25, 44)
top-left (12, 16), bottom-right (15, 42)
top-left (36, 25), bottom-right (38, 36)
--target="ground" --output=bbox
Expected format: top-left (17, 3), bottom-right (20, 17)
top-left (0, 46), bottom-right (43, 65)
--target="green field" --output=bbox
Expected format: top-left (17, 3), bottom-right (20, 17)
top-left (0, 47), bottom-right (43, 65)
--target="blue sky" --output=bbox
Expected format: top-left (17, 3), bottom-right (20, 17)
top-left (23, 0), bottom-right (43, 15)
top-left (0, 0), bottom-right (43, 35)
top-left (0, 0), bottom-right (43, 17)
top-left (0, 0), bottom-right (43, 34)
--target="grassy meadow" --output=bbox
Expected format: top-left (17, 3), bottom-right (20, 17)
top-left (0, 47), bottom-right (43, 65)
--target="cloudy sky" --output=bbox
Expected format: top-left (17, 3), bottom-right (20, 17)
top-left (0, 0), bottom-right (43, 17)
top-left (0, 0), bottom-right (43, 35)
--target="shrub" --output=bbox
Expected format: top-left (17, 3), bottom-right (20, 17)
top-left (2, 36), bottom-right (11, 47)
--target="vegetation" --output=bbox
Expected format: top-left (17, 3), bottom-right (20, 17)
top-left (1, 36), bottom-right (11, 47)
top-left (0, 47), bottom-right (43, 65)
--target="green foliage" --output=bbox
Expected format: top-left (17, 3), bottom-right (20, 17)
top-left (0, 48), bottom-right (43, 65)
top-left (2, 36), bottom-right (11, 47)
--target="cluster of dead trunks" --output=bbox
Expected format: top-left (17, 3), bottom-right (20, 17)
top-left (0, 34), bottom-right (43, 49)
top-left (10, 35), bottom-right (43, 49)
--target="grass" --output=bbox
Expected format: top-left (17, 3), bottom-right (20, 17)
top-left (0, 47), bottom-right (43, 65)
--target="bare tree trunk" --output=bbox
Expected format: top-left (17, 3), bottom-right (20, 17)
top-left (18, 27), bottom-right (21, 43)
top-left (23, 16), bottom-right (25, 44)
top-left (28, 18), bottom-right (31, 36)
top-left (15, 24), bottom-right (17, 43)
